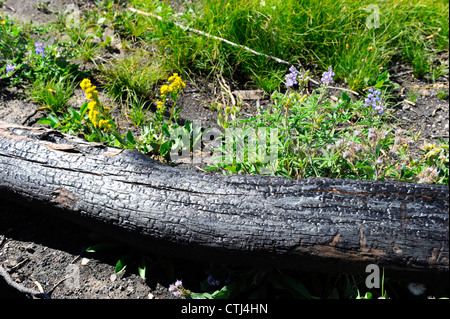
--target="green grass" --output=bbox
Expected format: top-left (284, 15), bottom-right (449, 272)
top-left (99, 49), bottom-right (169, 101)
top-left (30, 75), bottom-right (77, 114)
top-left (129, 0), bottom-right (449, 91)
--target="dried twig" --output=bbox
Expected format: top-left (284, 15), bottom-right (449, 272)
top-left (128, 7), bottom-right (290, 66)
top-left (0, 265), bottom-right (50, 299)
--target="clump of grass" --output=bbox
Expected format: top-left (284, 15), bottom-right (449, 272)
top-left (122, 90), bottom-right (152, 127)
top-left (99, 50), bottom-right (169, 101)
top-left (31, 75), bottom-right (76, 114)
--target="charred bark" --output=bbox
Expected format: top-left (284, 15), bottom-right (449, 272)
top-left (0, 122), bottom-right (448, 278)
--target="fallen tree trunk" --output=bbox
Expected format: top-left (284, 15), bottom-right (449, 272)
top-left (0, 122), bottom-right (448, 279)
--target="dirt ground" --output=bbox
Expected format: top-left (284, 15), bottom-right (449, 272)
top-left (0, 0), bottom-right (448, 300)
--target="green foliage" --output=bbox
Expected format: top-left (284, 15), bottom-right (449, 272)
top-left (99, 51), bottom-right (169, 101)
top-left (31, 75), bottom-right (77, 114)
top-left (208, 76), bottom-right (448, 185)
top-left (130, 0), bottom-right (448, 91)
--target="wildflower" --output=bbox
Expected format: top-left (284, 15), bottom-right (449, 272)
top-left (367, 128), bottom-right (377, 140)
top-left (335, 140), bottom-right (344, 149)
top-left (321, 66), bottom-right (335, 84)
top-left (206, 275), bottom-right (221, 287)
top-left (35, 42), bottom-right (45, 57)
top-left (167, 73), bottom-right (186, 93)
top-left (98, 119), bottom-right (113, 132)
top-left (0, 14), bottom-right (5, 25)
top-left (5, 63), bottom-right (15, 73)
top-left (285, 65), bottom-right (299, 88)
top-left (160, 84), bottom-right (172, 96)
top-left (364, 87), bottom-right (385, 114)
top-left (80, 78), bottom-right (92, 91)
top-left (81, 78), bottom-right (113, 132)
top-left (169, 280), bottom-right (189, 298)
top-left (417, 167), bottom-right (439, 184)
top-left (88, 108), bottom-right (100, 128)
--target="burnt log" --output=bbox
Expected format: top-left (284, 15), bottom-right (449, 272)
top-left (0, 121), bottom-right (448, 279)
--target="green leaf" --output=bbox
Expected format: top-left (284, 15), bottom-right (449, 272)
top-left (160, 140), bottom-right (171, 156)
top-left (138, 256), bottom-right (147, 279)
top-left (211, 285), bottom-right (231, 299)
top-left (97, 17), bottom-right (107, 24)
top-left (37, 117), bottom-right (54, 126)
top-left (80, 102), bottom-right (89, 117)
top-left (115, 256), bottom-right (128, 274)
top-left (356, 291), bottom-right (373, 299)
top-left (341, 91), bottom-right (351, 103)
top-left (126, 130), bottom-right (135, 144)
top-left (85, 242), bottom-right (118, 252)
top-left (161, 123), bottom-right (171, 137)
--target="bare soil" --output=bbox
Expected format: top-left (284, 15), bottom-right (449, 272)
top-left (0, 0), bottom-right (448, 300)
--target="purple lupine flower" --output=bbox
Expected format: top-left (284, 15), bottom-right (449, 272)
top-left (5, 63), bottom-right (15, 73)
top-left (364, 87), bottom-right (385, 114)
top-left (35, 42), bottom-right (45, 57)
top-left (169, 280), bottom-right (187, 298)
top-left (207, 275), bottom-right (221, 287)
top-left (285, 65), bottom-right (298, 87)
top-left (321, 66), bottom-right (335, 84)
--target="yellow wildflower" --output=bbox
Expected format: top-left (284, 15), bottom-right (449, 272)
top-left (80, 78), bottom-right (92, 91)
top-left (161, 85), bottom-right (172, 95)
top-left (87, 100), bottom-right (97, 109)
top-left (157, 101), bottom-right (164, 109)
top-left (86, 90), bottom-right (98, 100)
top-left (167, 73), bottom-right (186, 92)
top-left (168, 73), bottom-right (179, 82)
top-left (98, 119), bottom-right (113, 131)
top-left (89, 108), bottom-right (100, 128)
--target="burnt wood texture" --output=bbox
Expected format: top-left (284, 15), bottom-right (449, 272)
top-left (0, 122), bottom-right (448, 277)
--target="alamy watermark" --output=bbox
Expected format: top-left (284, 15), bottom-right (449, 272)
top-left (365, 264), bottom-right (380, 289)
top-left (364, 4), bottom-right (380, 29)
top-left (64, 264), bottom-right (80, 289)
top-left (167, 122), bottom-right (279, 174)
